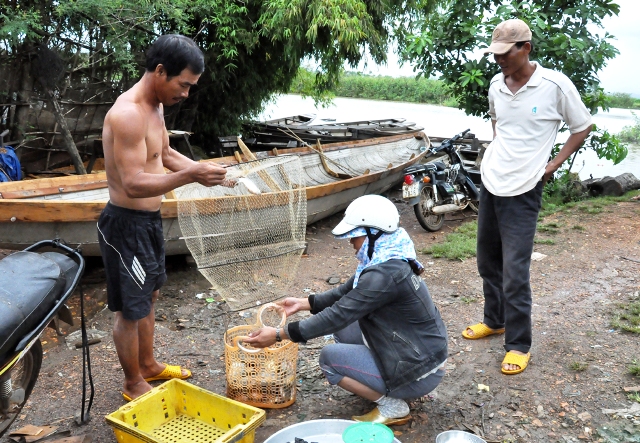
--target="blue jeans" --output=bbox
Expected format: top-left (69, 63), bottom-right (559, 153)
top-left (318, 322), bottom-right (444, 399)
top-left (477, 181), bottom-right (543, 353)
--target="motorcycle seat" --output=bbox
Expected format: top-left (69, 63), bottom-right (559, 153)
top-left (0, 251), bottom-right (77, 359)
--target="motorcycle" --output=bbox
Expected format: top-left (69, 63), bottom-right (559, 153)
top-left (402, 129), bottom-right (481, 232)
top-left (0, 240), bottom-right (86, 437)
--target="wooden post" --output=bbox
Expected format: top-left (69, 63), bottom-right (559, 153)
top-left (44, 88), bottom-right (87, 175)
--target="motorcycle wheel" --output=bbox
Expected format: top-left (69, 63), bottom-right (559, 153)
top-left (0, 340), bottom-right (43, 438)
top-left (414, 184), bottom-right (445, 231)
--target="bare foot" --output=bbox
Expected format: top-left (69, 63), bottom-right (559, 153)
top-left (124, 379), bottom-right (153, 400)
top-left (503, 350), bottom-right (527, 372)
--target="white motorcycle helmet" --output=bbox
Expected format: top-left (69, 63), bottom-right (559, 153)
top-left (332, 194), bottom-right (400, 237)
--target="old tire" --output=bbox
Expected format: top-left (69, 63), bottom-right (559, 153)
top-left (0, 340), bottom-right (42, 438)
top-left (414, 184), bottom-right (445, 231)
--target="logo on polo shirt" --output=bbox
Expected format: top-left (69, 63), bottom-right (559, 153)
top-left (532, 106), bottom-right (537, 115)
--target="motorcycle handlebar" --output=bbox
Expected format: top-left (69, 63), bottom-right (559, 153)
top-left (430, 129), bottom-right (471, 155)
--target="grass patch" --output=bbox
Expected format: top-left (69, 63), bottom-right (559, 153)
top-left (611, 301), bottom-right (640, 334)
top-left (534, 238), bottom-right (556, 245)
top-left (628, 392), bottom-right (640, 403)
top-left (537, 223), bottom-right (560, 235)
top-left (423, 221), bottom-right (477, 261)
top-left (572, 225), bottom-right (586, 231)
top-left (629, 360), bottom-right (640, 376)
top-left (460, 296), bottom-right (477, 304)
top-left (539, 203), bottom-right (563, 219)
top-left (577, 203), bottom-right (603, 214)
top-left (569, 362), bottom-right (588, 371)
top-left (539, 187), bottom-right (640, 219)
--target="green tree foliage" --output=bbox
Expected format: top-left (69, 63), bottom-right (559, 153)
top-left (0, 0), bottom-right (438, 147)
top-left (1, 1), bottom-right (183, 74)
top-left (400, 0), bottom-right (628, 167)
top-left (0, 0), bottom-right (630, 164)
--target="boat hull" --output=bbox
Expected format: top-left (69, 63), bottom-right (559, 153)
top-left (0, 133), bottom-right (429, 255)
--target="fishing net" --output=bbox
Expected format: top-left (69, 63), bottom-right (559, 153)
top-left (175, 155), bottom-right (307, 311)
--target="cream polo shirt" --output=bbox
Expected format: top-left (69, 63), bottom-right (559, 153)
top-left (482, 62), bottom-right (592, 197)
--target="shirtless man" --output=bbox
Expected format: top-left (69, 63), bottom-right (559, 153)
top-left (98, 35), bottom-right (227, 401)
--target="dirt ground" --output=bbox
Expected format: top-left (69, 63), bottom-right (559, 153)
top-left (2, 189), bottom-right (640, 443)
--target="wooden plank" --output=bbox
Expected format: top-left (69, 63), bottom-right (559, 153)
top-left (0, 180), bottom-right (107, 199)
top-left (40, 188), bottom-right (109, 201)
top-left (0, 172), bottom-right (108, 192)
top-left (0, 201), bottom-right (107, 222)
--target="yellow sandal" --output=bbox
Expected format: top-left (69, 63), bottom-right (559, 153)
top-left (461, 323), bottom-right (505, 340)
top-left (144, 364), bottom-right (192, 382)
top-left (501, 351), bottom-right (531, 375)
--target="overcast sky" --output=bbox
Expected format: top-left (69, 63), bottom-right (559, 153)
top-left (364, 0), bottom-right (640, 97)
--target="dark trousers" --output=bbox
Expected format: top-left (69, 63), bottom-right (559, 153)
top-left (477, 181), bottom-right (543, 353)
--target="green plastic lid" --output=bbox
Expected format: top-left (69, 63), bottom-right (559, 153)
top-left (342, 423), bottom-right (394, 443)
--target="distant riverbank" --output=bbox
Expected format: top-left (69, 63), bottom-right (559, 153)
top-left (290, 70), bottom-right (640, 110)
top-left (260, 94), bottom-right (640, 180)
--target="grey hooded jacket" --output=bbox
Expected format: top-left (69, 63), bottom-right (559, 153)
top-left (286, 259), bottom-right (448, 392)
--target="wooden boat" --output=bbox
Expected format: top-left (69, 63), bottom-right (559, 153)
top-left (243, 116), bottom-right (424, 150)
top-left (261, 113), bottom-right (316, 126)
top-left (0, 133), bottom-right (430, 256)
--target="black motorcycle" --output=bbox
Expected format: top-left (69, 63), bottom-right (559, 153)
top-left (0, 240), bottom-right (87, 437)
top-left (402, 129), bottom-right (481, 231)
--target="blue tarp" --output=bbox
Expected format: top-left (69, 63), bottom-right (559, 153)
top-left (0, 145), bottom-right (21, 182)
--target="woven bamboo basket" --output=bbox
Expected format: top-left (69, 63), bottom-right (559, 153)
top-left (224, 303), bottom-right (298, 408)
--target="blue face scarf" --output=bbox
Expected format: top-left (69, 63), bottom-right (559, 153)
top-left (339, 227), bottom-right (422, 288)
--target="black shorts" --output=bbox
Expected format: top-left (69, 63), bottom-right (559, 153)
top-left (97, 202), bottom-right (167, 320)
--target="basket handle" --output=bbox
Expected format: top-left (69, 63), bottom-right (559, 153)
top-left (233, 336), bottom-right (262, 354)
top-left (256, 302), bottom-right (286, 328)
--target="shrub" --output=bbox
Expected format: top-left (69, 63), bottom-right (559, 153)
top-left (607, 92), bottom-right (640, 110)
top-left (290, 69), bottom-right (455, 106)
top-left (618, 113), bottom-right (640, 143)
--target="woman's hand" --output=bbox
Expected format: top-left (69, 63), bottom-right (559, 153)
top-left (277, 297), bottom-right (311, 317)
top-left (242, 327), bottom-right (277, 348)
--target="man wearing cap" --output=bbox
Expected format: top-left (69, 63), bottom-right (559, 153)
top-left (461, 19), bottom-right (592, 375)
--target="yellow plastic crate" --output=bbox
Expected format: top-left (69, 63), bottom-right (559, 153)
top-left (105, 379), bottom-right (266, 443)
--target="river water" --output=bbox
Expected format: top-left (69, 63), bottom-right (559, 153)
top-left (259, 94), bottom-right (639, 180)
